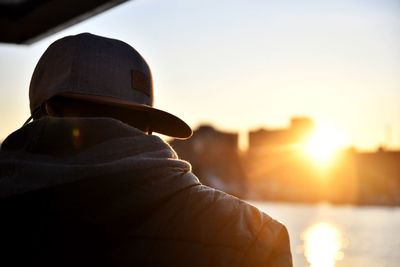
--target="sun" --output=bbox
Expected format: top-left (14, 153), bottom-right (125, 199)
top-left (304, 123), bottom-right (349, 165)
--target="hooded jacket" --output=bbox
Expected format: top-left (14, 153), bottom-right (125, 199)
top-left (0, 117), bottom-right (292, 267)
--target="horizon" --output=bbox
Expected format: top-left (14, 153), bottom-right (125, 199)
top-left (172, 116), bottom-right (394, 153)
top-left (0, 114), bottom-right (394, 153)
top-left (1, 0), bottom-right (399, 151)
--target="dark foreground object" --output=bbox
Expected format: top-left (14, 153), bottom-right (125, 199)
top-left (0, 117), bottom-right (292, 267)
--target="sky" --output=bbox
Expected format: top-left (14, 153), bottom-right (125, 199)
top-left (0, 0), bottom-right (399, 150)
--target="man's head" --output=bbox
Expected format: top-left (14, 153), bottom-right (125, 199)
top-left (28, 33), bottom-right (192, 139)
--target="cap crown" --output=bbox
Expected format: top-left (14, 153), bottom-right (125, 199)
top-left (29, 33), bottom-right (153, 113)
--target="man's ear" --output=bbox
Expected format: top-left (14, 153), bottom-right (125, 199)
top-left (44, 100), bottom-right (59, 117)
top-left (31, 100), bottom-right (54, 120)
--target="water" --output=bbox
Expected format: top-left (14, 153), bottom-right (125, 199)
top-left (251, 201), bottom-right (400, 267)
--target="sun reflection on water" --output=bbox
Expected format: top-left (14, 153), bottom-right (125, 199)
top-left (302, 222), bottom-right (345, 267)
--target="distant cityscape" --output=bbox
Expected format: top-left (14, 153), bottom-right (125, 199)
top-left (171, 118), bottom-right (400, 206)
top-left (1, 117), bottom-right (398, 206)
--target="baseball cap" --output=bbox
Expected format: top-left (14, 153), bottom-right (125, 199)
top-left (28, 33), bottom-right (192, 139)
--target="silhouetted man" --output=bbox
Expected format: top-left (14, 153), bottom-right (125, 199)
top-left (0, 33), bottom-right (292, 267)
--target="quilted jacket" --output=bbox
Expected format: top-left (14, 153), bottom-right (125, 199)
top-left (0, 117), bottom-right (292, 267)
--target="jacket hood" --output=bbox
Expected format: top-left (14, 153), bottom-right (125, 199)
top-left (0, 117), bottom-right (199, 199)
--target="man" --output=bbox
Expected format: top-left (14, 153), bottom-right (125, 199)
top-left (0, 33), bottom-right (292, 266)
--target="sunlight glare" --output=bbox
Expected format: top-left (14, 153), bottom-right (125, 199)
top-left (303, 222), bottom-right (345, 267)
top-left (304, 124), bottom-right (349, 165)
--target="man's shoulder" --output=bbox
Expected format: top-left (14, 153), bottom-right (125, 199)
top-left (189, 186), bottom-right (291, 266)
top-left (184, 184), bottom-right (271, 225)
top-left (170, 184), bottom-right (286, 247)
top-left (153, 183), bottom-right (292, 266)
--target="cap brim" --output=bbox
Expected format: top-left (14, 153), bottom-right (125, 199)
top-left (56, 92), bottom-right (192, 139)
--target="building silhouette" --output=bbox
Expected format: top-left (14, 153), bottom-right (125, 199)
top-left (353, 149), bottom-right (400, 205)
top-left (170, 125), bottom-right (247, 197)
top-left (169, 118), bottom-right (400, 205)
top-left (248, 117), bottom-right (314, 151)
